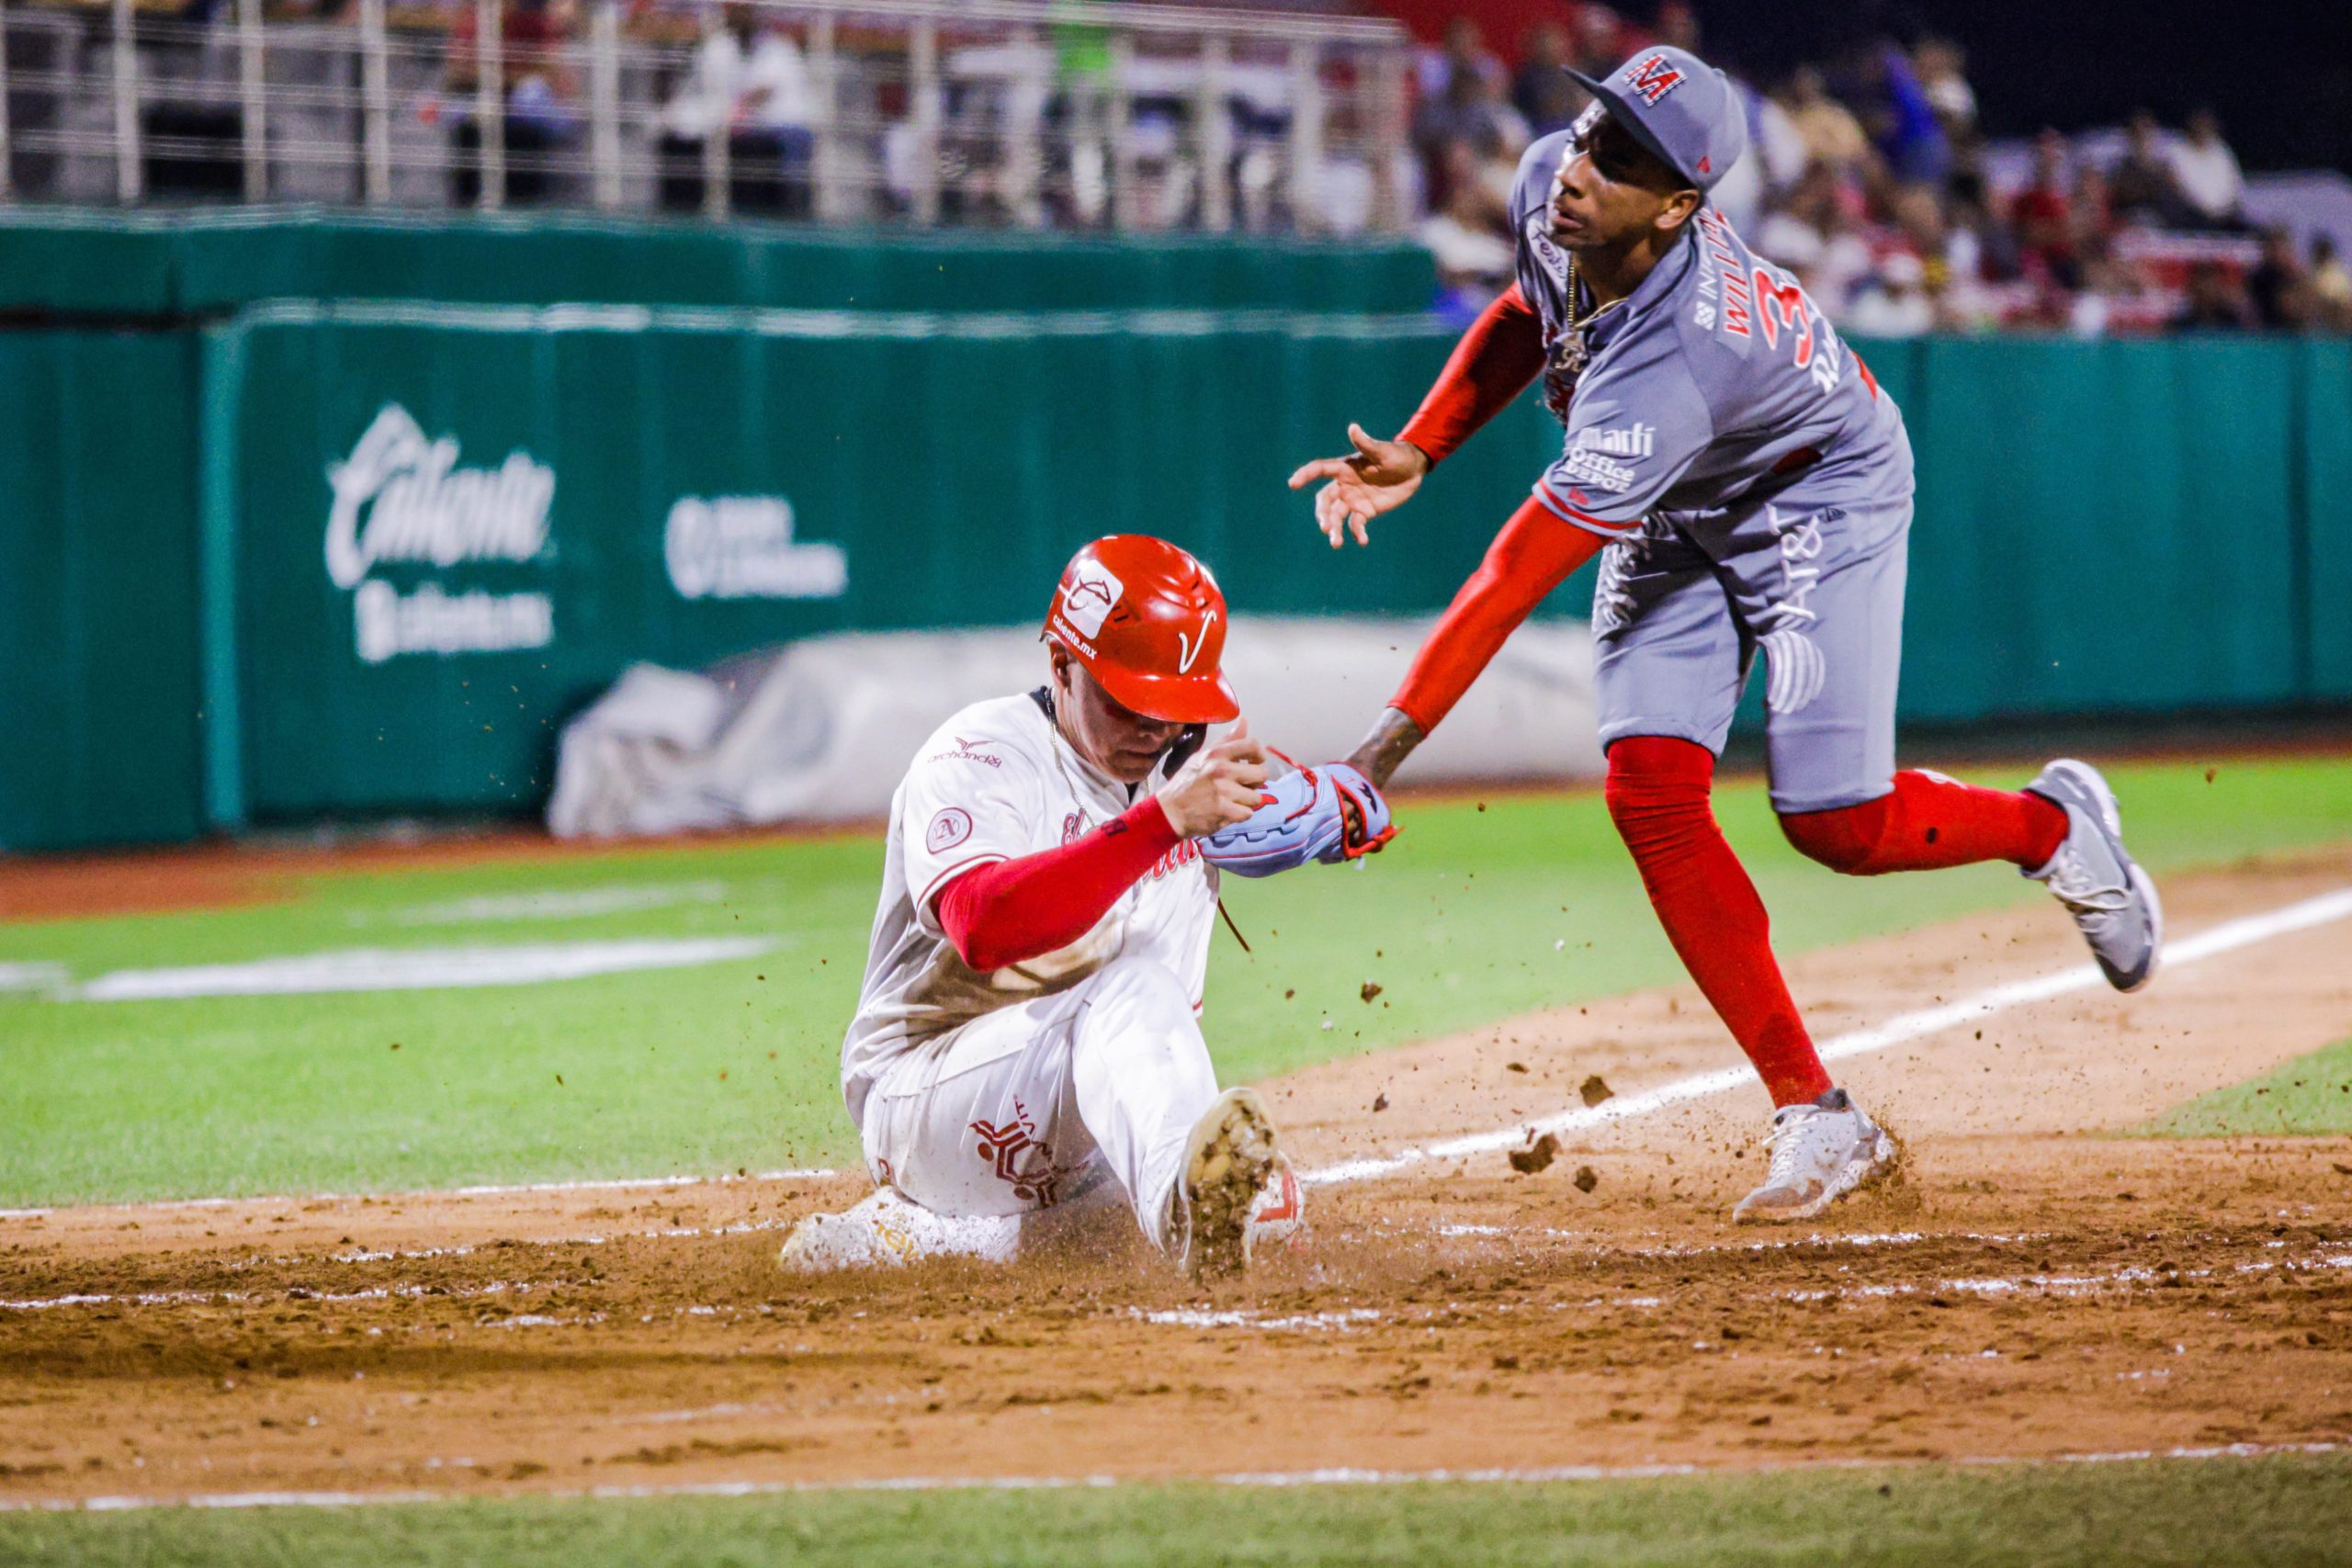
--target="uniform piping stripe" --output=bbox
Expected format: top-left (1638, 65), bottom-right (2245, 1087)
top-left (1531, 480), bottom-right (1636, 536)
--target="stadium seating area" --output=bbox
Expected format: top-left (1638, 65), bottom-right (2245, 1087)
top-left (4, 0), bottom-right (2346, 335)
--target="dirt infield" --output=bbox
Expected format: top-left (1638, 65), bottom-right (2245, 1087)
top-left (3, 850), bottom-right (2348, 1506)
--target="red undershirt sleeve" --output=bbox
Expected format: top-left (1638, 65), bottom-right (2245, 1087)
top-left (1395, 283), bottom-right (1548, 467)
top-left (1389, 493), bottom-right (1608, 735)
top-left (933, 795), bottom-right (1182, 973)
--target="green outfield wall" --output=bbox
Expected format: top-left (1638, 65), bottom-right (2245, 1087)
top-left (1, 299), bottom-right (2346, 851)
top-left (0, 330), bottom-right (207, 851)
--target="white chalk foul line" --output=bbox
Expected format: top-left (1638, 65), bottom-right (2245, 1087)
top-left (1302, 885), bottom-right (2352, 1187)
top-left (0, 1441), bottom-right (2339, 1514)
top-left (69, 935), bottom-right (783, 1002)
top-left (0, 1168), bottom-right (836, 1223)
top-left (5, 885), bottom-right (2345, 1219)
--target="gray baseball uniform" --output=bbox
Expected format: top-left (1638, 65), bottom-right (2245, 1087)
top-left (1508, 129), bottom-right (1917, 812)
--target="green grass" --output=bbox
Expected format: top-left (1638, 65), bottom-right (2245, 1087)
top-left (2137, 1035), bottom-right (2352, 1137)
top-left (3, 755), bottom-right (2347, 1206)
top-left (5, 1453), bottom-right (2350, 1566)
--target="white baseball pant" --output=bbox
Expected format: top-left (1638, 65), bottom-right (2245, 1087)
top-left (857, 954), bottom-right (1219, 1252)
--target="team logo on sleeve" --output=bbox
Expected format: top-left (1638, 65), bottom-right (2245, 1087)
top-left (1057, 561), bottom-right (1124, 638)
top-left (925, 807), bottom-right (974, 853)
top-left (1623, 53), bottom-right (1685, 105)
top-left (928, 736), bottom-right (1003, 768)
top-left (1561, 424), bottom-right (1652, 493)
top-left (1561, 448), bottom-right (1636, 493)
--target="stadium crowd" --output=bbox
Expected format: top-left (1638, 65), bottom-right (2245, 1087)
top-left (11, 0), bottom-right (2349, 336)
top-left (1407, 5), bottom-right (2352, 337)
top-left (402, 0), bottom-right (2352, 334)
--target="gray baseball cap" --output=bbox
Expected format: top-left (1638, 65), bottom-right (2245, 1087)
top-left (1567, 46), bottom-right (1747, 196)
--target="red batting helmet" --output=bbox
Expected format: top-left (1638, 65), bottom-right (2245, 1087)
top-left (1042, 536), bottom-right (1239, 724)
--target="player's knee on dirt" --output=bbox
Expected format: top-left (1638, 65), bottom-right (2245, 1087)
top-left (1778, 795), bottom-right (1892, 875)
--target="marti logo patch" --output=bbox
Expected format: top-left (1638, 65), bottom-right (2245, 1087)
top-left (925, 807), bottom-right (974, 853)
top-left (1624, 53), bottom-right (1685, 105)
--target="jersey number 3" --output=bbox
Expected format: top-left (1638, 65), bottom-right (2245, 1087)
top-left (1751, 265), bottom-right (1845, 396)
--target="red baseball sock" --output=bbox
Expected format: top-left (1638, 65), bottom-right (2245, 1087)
top-left (1780, 771), bottom-right (2068, 875)
top-left (1604, 737), bottom-right (1833, 1109)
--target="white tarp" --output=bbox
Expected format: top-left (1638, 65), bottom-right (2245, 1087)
top-left (547, 616), bottom-right (1600, 838)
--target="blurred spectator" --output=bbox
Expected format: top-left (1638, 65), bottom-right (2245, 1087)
top-left (2068, 235), bottom-right (2155, 339)
top-left (1847, 41), bottom-right (1948, 186)
top-left (2165, 108), bottom-right (2245, 227)
top-left (1569, 6), bottom-right (1626, 79)
top-left (657, 2), bottom-right (815, 218)
top-left (1414, 51), bottom-right (1527, 209)
top-left (1843, 251), bottom-right (1934, 337)
top-left (1912, 38), bottom-right (1976, 139)
top-left (2311, 236), bottom-right (2352, 333)
top-left (2170, 260), bottom-right (2256, 332)
top-left (2108, 111), bottom-right (2188, 225)
top-left (2245, 226), bottom-right (2310, 330)
top-left (1753, 162), bottom-right (1872, 314)
top-left (2011, 130), bottom-right (2078, 288)
top-left (1652, 1), bottom-right (1702, 53)
top-left (1753, 172), bottom-right (1829, 275)
top-left (1946, 168), bottom-right (2023, 284)
top-left (1416, 17), bottom-right (1502, 104)
top-left (446, 0), bottom-right (581, 207)
top-left (1311, 96), bottom-right (1422, 239)
top-left (1781, 66), bottom-right (1871, 174)
top-left (1746, 82), bottom-right (1812, 197)
top-left (1511, 21), bottom-right (1583, 138)
top-left (2070, 161), bottom-right (2113, 259)
top-left (1419, 141), bottom-right (1516, 324)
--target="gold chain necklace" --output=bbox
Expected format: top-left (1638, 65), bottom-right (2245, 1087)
top-left (1556, 258), bottom-right (1627, 380)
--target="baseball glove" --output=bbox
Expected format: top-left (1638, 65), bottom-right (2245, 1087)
top-left (1198, 760), bottom-right (1397, 878)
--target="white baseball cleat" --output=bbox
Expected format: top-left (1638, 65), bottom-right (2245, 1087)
top-left (1242, 1152), bottom-right (1308, 1263)
top-left (777, 1186), bottom-right (1020, 1274)
top-left (1166, 1086), bottom-right (1283, 1276)
top-left (1732, 1089), bottom-right (1897, 1224)
top-left (2022, 758), bottom-right (2163, 992)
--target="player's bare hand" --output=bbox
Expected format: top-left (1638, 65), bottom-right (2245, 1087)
top-left (1287, 423), bottom-right (1430, 548)
top-left (1158, 718), bottom-right (1271, 839)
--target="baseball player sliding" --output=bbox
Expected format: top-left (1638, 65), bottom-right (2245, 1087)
top-left (1291, 46), bottom-right (2161, 1223)
top-left (782, 536), bottom-right (1391, 1276)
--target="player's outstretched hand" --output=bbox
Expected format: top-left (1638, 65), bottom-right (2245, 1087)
top-left (1158, 718), bottom-right (1271, 839)
top-left (1286, 423), bottom-right (1430, 549)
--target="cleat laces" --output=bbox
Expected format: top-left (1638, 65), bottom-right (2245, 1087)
top-left (1758, 1106), bottom-right (1832, 1197)
top-left (2041, 840), bottom-right (2130, 917)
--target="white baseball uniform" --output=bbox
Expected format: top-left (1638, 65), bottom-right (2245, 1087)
top-left (840, 691), bottom-right (1223, 1251)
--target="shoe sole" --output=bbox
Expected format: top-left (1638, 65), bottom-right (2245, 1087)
top-left (1181, 1088), bottom-right (1280, 1277)
top-left (2034, 760), bottom-right (2163, 994)
top-left (1733, 1124), bottom-right (1899, 1225)
top-left (2116, 861), bottom-right (2164, 993)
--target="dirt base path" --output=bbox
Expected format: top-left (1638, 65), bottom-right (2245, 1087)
top-left (3, 853), bottom-right (2349, 1506)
